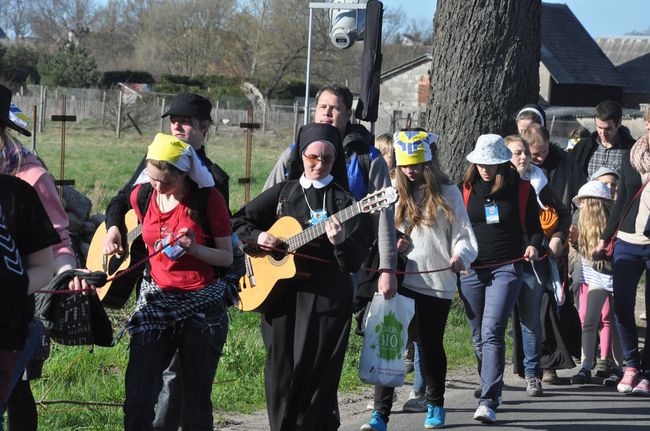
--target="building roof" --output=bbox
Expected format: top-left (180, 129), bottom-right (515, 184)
top-left (545, 105), bottom-right (643, 118)
top-left (597, 37), bottom-right (650, 94)
top-left (380, 54), bottom-right (432, 82)
top-left (541, 3), bottom-right (626, 88)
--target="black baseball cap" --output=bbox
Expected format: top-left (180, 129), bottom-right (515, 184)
top-left (161, 92), bottom-right (212, 122)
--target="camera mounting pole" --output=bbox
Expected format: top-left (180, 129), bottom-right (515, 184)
top-left (304, 2), bottom-right (368, 125)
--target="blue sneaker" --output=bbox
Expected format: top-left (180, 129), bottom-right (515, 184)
top-left (360, 410), bottom-right (387, 431)
top-left (424, 404), bottom-right (445, 428)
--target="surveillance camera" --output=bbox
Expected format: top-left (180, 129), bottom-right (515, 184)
top-left (329, 0), bottom-right (367, 49)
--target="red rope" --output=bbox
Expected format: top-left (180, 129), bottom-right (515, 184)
top-left (245, 240), bottom-right (548, 276)
top-left (34, 234), bottom-right (187, 295)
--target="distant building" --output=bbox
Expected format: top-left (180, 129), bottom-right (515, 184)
top-left (378, 53), bottom-right (431, 132)
top-left (597, 37), bottom-right (650, 107)
top-left (539, 3), bottom-right (627, 107)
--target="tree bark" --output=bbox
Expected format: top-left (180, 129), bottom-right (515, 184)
top-left (426, 0), bottom-right (541, 182)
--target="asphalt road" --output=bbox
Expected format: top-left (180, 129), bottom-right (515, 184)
top-left (339, 366), bottom-right (650, 431)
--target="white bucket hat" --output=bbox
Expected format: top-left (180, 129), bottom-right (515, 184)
top-left (466, 134), bottom-right (512, 165)
top-left (590, 166), bottom-right (620, 181)
top-left (572, 180), bottom-right (613, 206)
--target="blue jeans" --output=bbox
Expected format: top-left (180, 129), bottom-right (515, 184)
top-left (0, 319), bottom-right (42, 431)
top-left (459, 264), bottom-right (523, 410)
top-left (123, 304), bottom-right (228, 431)
top-left (518, 260), bottom-right (548, 378)
top-left (612, 239), bottom-right (650, 371)
top-left (413, 342), bottom-right (424, 394)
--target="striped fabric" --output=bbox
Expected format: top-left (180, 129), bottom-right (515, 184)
top-left (9, 103), bottom-right (29, 129)
top-left (580, 257), bottom-right (613, 292)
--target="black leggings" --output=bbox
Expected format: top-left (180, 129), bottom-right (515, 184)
top-left (373, 287), bottom-right (452, 417)
top-left (7, 379), bottom-right (37, 431)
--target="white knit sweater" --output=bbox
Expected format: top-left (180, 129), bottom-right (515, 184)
top-left (400, 184), bottom-right (478, 299)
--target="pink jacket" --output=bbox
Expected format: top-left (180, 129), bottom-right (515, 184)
top-left (15, 154), bottom-right (75, 259)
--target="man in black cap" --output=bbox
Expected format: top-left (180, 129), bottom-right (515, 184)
top-left (103, 92), bottom-right (229, 430)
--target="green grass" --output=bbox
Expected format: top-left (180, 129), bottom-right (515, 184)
top-left (25, 123), bottom-right (482, 430)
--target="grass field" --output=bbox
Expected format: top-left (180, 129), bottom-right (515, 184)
top-left (24, 121), bottom-right (485, 430)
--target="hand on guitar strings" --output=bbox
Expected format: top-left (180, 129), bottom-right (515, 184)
top-left (257, 231), bottom-right (280, 251)
top-left (325, 216), bottom-right (345, 245)
top-left (104, 226), bottom-right (124, 255)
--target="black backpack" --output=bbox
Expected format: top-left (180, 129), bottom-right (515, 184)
top-left (134, 183), bottom-right (244, 307)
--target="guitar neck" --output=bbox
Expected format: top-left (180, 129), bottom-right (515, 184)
top-left (126, 224), bottom-right (142, 243)
top-left (285, 203), bottom-right (361, 251)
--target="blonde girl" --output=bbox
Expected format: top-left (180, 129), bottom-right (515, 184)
top-left (571, 181), bottom-right (623, 384)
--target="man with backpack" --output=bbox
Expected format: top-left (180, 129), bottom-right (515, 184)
top-left (103, 92), bottom-right (230, 431)
top-left (263, 83), bottom-right (398, 300)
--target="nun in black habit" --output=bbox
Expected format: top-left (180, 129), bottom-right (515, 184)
top-left (233, 123), bottom-right (370, 431)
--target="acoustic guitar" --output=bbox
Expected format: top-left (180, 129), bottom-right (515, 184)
top-left (86, 210), bottom-right (145, 308)
top-left (238, 186), bottom-right (398, 312)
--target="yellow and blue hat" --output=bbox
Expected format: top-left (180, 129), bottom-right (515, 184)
top-left (393, 130), bottom-right (438, 166)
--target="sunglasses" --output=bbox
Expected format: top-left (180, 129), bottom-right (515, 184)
top-left (303, 153), bottom-right (335, 165)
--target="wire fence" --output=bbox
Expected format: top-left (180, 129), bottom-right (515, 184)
top-left (11, 85), bottom-right (307, 138)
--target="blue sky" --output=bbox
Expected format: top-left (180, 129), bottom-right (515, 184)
top-left (381, 0), bottom-right (650, 38)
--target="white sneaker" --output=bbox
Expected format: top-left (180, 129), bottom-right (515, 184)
top-left (473, 405), bottom-right (496, 423)
top-left (366, 392), bottom-right (398, 410)
top-left (402, 391), bottom-right (427, 412)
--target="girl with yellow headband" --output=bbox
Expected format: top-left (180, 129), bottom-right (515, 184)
top-left (122, 133), bottom-right (232, 430)
top-left (362, 129), bottom-right (478, 431)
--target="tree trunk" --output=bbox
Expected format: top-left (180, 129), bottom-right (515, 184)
top-left (426, 0), bottom-right (541, 182)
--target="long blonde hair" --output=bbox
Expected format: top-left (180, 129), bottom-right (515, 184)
top-left (0, 126), bottom-right (26, 175)
top-left (394, 161), bottom-right (454, 233)
top-left (578, 197), bottom-right (612, 272)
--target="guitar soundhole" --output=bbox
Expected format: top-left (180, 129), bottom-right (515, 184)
top-left (269, 242), bottom-right (289, 264)
top-left (107, 254), bottom-right (126, 275)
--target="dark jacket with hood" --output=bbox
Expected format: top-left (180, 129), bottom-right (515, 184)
top-left (571, 125), bottom-right (636, 177)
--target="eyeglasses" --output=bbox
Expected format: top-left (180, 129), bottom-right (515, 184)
top-left (303, 153), bottom-right (335, 165)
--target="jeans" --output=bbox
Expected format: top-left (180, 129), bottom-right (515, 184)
top-left (123, 304), bottom-right (228, 431)
top-left (413, 342), bottom-right (425, 395)
top-left (0, 319), bottom-right (42, 431)
top-left (518, 261), bottom-right (547, 378)
top-left (459, 264), bottom-right (523, 411)
top-left (612, 239), bottom-right (650, 371)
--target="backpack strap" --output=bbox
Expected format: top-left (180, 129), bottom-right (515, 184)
top-left (462, 181), bottom-right (529, 231)
top-left (462, 183), bottom-right (471, 208)
top-left (134, 183), bottom-right (154, 223)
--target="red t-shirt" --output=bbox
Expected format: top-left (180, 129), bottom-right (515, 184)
top-left (130, 185), bottom-right (232, 291)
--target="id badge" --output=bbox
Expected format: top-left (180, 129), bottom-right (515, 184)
top-left (484, 203), bottom-right (500, 224)
top-left (309, 209), bottom-right (328, 226)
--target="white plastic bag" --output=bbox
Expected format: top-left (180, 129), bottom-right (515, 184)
top-left (358, 292), bottom-right (415, 387)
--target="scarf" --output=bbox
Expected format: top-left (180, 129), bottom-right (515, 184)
top-left (630, 133), bottom-right (650, 175)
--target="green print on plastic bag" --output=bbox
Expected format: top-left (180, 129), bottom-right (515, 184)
top-left (370, 311), bottom-right (405, 360)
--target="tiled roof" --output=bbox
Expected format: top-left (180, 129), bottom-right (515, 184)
top-left (541, 3), bottom-right (626, 87)
top-left (597, 37), bottom-right (650, 94)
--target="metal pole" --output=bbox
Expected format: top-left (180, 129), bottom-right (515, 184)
top-left (303, 7), bottom-right (314, 125)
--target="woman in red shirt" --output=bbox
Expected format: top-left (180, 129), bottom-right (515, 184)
top-left (121, 133), bottom-right (232, 431)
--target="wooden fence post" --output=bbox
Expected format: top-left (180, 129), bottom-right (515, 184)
top-left (116, 90), bottom-right (123, 139)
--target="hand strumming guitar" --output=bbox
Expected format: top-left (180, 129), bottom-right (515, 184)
top-left (104, 225), bottom-right (124, 255)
